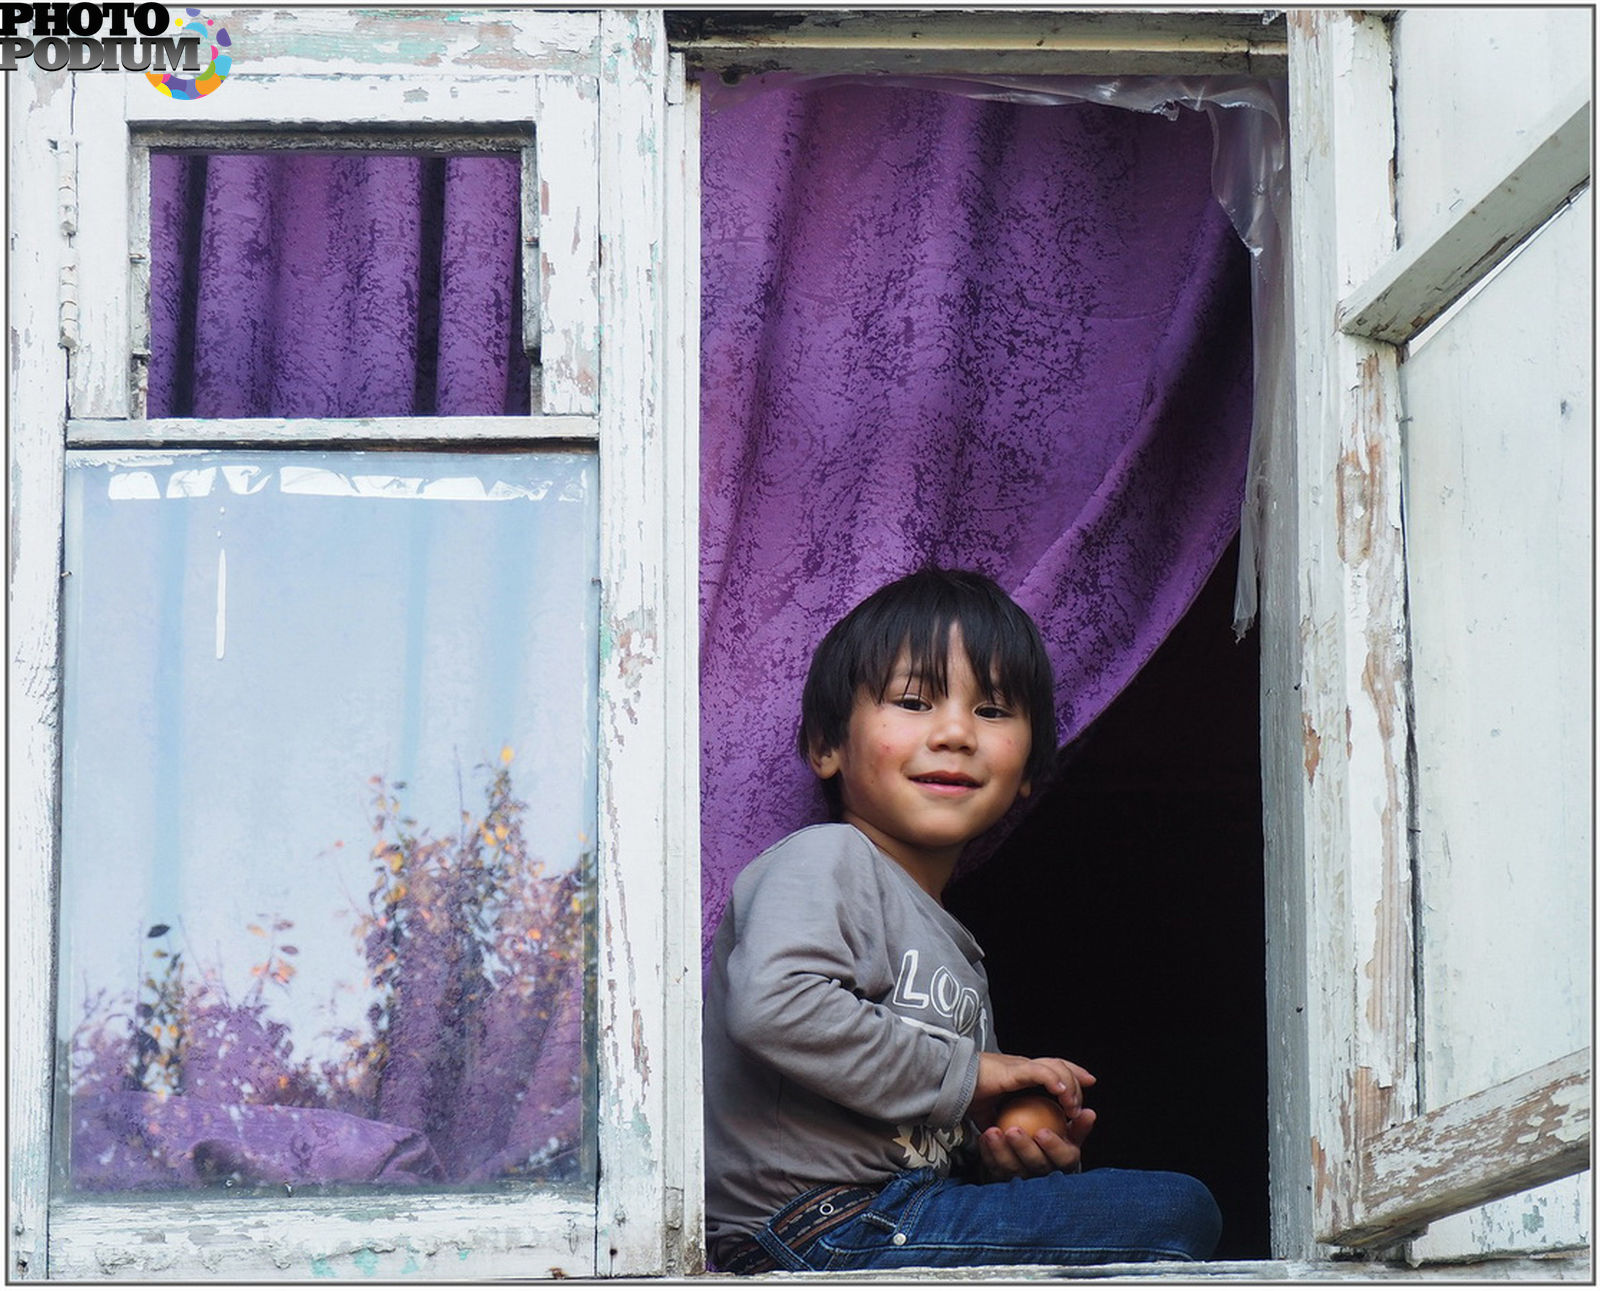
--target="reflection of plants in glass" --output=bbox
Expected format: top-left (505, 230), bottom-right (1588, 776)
top-left (132, 924), bottom-right (188, 1094)
top-left (245, 917), bottom-right (299, 995)
top-left (346, 749), bottom-right (585, 1163)
top-left (69, 756), bottom-right (586, 1185)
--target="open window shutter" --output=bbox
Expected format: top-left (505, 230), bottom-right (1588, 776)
top-left (1287, 9), bottom-right (1591, 1253)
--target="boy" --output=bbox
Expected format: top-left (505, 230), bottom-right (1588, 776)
top-left (703, 568), bottom-right (1221, 1272)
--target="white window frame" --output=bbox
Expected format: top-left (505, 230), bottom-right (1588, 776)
top-left (8, 8), bottom-right (702, 1279)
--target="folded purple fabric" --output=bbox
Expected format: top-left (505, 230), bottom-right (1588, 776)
top-left (698, 84), bottom-right (1252, 960)
top-left (148, 152), bottom-right (528, 419)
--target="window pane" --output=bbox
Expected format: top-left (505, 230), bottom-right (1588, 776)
top-left (148, 152), bottom-right (530, 418)
top-left (56, 450), bottom-right (597, 1196)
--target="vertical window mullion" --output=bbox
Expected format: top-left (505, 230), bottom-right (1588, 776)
top-left (522, 138), bottom-right (544, 414)
top-left (128, 140), bottom-right (153, 418)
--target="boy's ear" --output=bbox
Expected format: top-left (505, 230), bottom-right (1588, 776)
top-left (1018, 779), bottom-right (1032, 800)
top-left (808, 743), bottom-right (841, 781)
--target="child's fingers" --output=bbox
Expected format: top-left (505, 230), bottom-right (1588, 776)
top-left (1003, 1127), bottom-right (1056, 1175)
top-left (982, 1126), bottom-right (1043, 1176)
top-left (1028, 1058), bottom-right (1094, 1111)
top-left (1042, 1058), bottom-right (1095, 1090)
top-left (973, 1052), bottom-right (1098, 1116)
top-left (978, 1127), bottom-right (1023, 1177)
top-left (1029, 1127), bottom-right (1084, 1173)
top-left (983, 1125), bottom-right (1077, 1178)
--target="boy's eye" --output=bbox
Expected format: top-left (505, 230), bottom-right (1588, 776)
top-left (976, 704), bottom-right (1014, 720)
top-left (892, 694), bottom-right (932, 712)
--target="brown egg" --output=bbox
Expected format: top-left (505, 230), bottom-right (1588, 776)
top-left (993, 1088), bottom-right (1072, 1137)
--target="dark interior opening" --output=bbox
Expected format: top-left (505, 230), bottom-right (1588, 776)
top-left (947, 536), bottom-right (1269, 1260)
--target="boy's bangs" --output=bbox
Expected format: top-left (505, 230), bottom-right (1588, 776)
top-left (871, 610), bottom-right (1013, 706)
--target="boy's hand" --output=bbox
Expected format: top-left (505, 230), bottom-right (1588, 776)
top-left (979, 1106), bottom-right (1096, 1180)
top-left (969, 1051), bottom-right (1097, 1180)
top-left (970, 1052), bottom-right (1095, 1125)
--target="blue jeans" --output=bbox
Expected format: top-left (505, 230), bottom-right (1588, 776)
top-left (752, 1167), bottom-right (1221, 1271)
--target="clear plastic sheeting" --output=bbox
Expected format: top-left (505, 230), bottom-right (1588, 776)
top-left (702, 71), bottom-right (1292, 634)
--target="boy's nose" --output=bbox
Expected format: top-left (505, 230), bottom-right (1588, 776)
top-left (929, 705), bottom-right (977, 750)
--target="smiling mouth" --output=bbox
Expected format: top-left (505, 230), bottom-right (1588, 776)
top-left (911, 772), bottom-right (980, 789)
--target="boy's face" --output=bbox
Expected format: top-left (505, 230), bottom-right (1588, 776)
top-left (809, 627), bottom-right (1032, 892)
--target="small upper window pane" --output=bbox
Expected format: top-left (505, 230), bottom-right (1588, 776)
top-left (148, 153), bottom-right (530, 419)
top-left (57, 449), bottom-right (596, 1195)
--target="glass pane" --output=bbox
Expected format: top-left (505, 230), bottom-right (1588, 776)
top-left (148, 152), bottom-right (531, 418)
top-left (56, 449), bottom-right (598, 1196)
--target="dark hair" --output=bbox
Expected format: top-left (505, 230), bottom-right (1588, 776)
top-left (798, 569), bottom-right (1057, 810)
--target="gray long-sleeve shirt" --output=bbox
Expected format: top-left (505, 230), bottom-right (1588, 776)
top-left (702, 823), bottom-right (995, 1258)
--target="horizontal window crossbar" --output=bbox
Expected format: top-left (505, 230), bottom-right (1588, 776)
top-left (67, 417), bottom-right (599, 449)
top-left (667, 8), bottom-right (1289, 78)
top-left (47, 1187), bottom-right (597, 1280)
top-left (135, 125), bottom-right (535, 154)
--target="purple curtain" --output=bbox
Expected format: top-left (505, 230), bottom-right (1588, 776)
top-left (699, 84), bottom-right (1253, 958)
top-left (148, 152), bottom-right (528, 418)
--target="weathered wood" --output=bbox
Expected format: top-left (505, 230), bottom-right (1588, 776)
top-left (522, 140), bottom-right (544, 408)
top-left (536, 74), bottom-right (602, 416)
top-left (127, 144), bottom-right (152, 416)
top-left (67, 73), bottom-right (132, 418)
top-left (1338, 90), bottom-right (1591, 344)
top-left (7, 65), bottom-right (73, 1284)
top-left (662, 55), bottom-right (706, 1277)
top-left (67, 415), bottom-right (598, 447)
top-left (593, 8), bottom-right (673, 1277)
top-left (1383, 6), bottom-right (1592, 1264)
top-left (693, 1252), bottom-right (1592, 1281)
top-left (1245, 65), bottom-right (1310, 1272)
top-left (133, 125), bottom-right (535, 152)
top-left (1389, 7), bottom-right (1592, 235)
top-left (1333, 1050), bottom-right (1592, 1248)
top-left (1292, 9), bottom-right (1594, 1261)
top-left (1284, 10), bottom-right (1416, 1254)
top-left (124, 72), bottom-right (552, 127)
top-left (1395, 181), bottom-right (1593, 1262)
top-left (147, 7), bottom-right (600, 76)
top-left (48, 1190), bottom-right (595, 1280)
top-left (668, 8), bottom-right (1288, 78)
